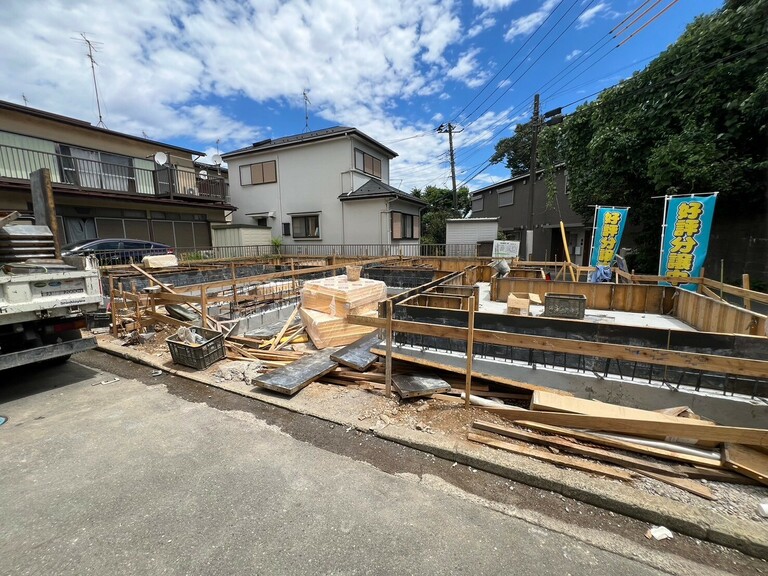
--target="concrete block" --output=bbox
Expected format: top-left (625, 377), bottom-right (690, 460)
top-left (142, 254), bottom-right (178, 268)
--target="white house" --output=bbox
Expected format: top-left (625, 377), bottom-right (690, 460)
top-left (222, 127), bottom-right (425, 251)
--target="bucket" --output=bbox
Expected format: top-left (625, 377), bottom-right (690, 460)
top-left (346, 265), bottom-right (362, 281)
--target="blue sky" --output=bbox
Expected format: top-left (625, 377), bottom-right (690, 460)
top-left (2, 0), bottom-right (723, 193)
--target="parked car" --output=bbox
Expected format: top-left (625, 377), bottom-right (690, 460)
top-left (61, 239), bottom-right (173, 266)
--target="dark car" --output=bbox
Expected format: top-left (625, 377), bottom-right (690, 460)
top-left (61, 239), bottom-right (173, 266)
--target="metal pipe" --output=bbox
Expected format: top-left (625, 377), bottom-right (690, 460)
top-left (590, 431), bottom-right (720, 460)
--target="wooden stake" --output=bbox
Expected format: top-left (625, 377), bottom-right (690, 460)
top-left (231, 262), bottom-right (238, 307)
top-left (560, 221), bottom-right (576, 282)
top-left (385, 299), bottom-right (393, 398)
top-left (200, 286), bottom-right (208, 328)
top-left (464, 296), bottom-right (475, 409)
top-left (742, 274), bottom-right (751, 310)
top-left (109, 275), bottom-right (117, 337)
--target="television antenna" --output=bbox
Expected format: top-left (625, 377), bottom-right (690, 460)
top-left (74, 33), bottom-right (107, 128)
top-left (303, 89), bottom-right (311, 132)
top-left (22, 93), bottom-right (29, 107)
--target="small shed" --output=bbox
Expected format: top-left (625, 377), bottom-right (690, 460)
top-left (445, 218), bottom-right (499, 256)
top-left (211, 224), bottom-right (272, 248)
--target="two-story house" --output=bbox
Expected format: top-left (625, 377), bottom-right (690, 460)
top-left (471, 166), bottom-right (588, 264)
top-left (0, 100), bottom-right (232, 249)
top-left (222, 127), bottom-right (425, 251)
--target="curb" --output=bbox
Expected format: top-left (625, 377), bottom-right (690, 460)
top-left (92, 342), bottom-right (768, 559)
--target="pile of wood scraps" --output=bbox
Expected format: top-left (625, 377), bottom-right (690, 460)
top-left (467, 390), bottom-right (768, 500)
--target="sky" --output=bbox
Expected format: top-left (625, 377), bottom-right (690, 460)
top-left (1, 0), bottom-right (724, 193)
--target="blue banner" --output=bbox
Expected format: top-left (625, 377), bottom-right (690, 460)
top-left (659, 195), bottom-right (717, 291)
top-left (589, 207), bottom-right (629, 267)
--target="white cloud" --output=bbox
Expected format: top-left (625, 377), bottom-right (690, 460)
top-left (0, 0), bottom-right (464, 158)
top-left (577, 2), bottom-right (610, 29)
top-left (565, 49), bottom-right (583, 62)
top-left (473, 0), bottom-right (519, 12)
top-left (447, 48), bottom-right (491, 88)
top-left (467, 17), bottom-right (496, 38)
top-left (504, 0), bottom-right (559, 42)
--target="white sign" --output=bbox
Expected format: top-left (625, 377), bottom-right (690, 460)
top-left (492, 240), bottom-right (520, 258)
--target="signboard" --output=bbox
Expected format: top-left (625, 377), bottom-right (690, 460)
top-left (588, 207), bottom-right (629, 267)
top-left (658, 194), bottom-right (717, 291)
top-left (492, 240), bottom-right (520, 259)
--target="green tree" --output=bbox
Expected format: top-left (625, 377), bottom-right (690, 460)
top-left (490, 122), bottom-right (534, 176)
top-left (412, 185), bottom-right (470, 244)
top-left (560, 0), bottom-right (767, 271)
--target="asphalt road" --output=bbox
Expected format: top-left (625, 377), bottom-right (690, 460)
top-left (0, 354), bottom-right (764, 576)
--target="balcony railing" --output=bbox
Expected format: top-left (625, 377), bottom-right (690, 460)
top-left (0, 144), bottom-right (228, 203)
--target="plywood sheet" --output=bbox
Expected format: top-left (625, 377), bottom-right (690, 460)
top-left (392, 373), bottom-right (452, 398)
top-left (252, 351), bottom-right (338, 395)
top-left (330, 332), bottom-right (382, 371)
top-left (722, 443), bottom-right (768, 486)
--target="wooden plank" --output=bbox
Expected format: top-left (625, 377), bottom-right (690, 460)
top-left (269, 305), bottom-right (300, 351)
top-left (530, 390), bottom-right (714, 427)
top-left (252, 351), bottom-right (339, 396)
top-left (330, 332), bottom-right (382, 371)
top-left (485, 409), bottom-right (768, 448)
top-left (672, 465), bottom-right (762, 486)
top-left (392, 373), bottom-right (452, 399)
top-left (467, 433), bottom-right (633, 481)
top-left (703, 277), bottom-right (768, 306)
top-left (350, 315), bottom-right (768, 379)
top-left (370, 347), bottom-right (566, 395)
top-left (633, 469), bottom-right (715, 500)
top-left (472, 421), bottom-right (684, 476)
top-left (722, 443), bottom-right (768, 486)
top-left (516, 421), bottom-right (721, 468)
top-left (385, 300), bottom-right (393, 397)
top-left (0, 211), bottom-right (20, 229)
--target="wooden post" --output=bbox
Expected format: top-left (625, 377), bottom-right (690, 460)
top-left (385, 299), bottom-right (393, 398)
top-left (742, 274), bottom-right (751, 310)
top-left (132, 282), bottom-right (141, 332)
top-left (200, 286), bottom-right (208, 328)
top-left (464, 296), bottom-right (475, 409)
top-left (230, 262), bottom-right (238, 307)
top-left (559, 221), bottom-right (576, 282)
top-left (109, 275), bottom-right (118, 337)
top-left (290, 260), bottom-right (296, 292)
top-left (29, 168), bottom-right (61, 258)
top-left (720, 258), bottom-right (724, 298)
top-left (698, 267), bottom-right (706, 294)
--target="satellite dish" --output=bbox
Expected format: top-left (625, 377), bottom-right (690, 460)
top-left (212, 154), bottom-right (223, 165)
top-left (199, 170), bottom-right (208, 180)
top-left (153, 151), bottom-right (168, 165)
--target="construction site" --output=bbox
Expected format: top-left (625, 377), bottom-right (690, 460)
top-left (88, 249), bottom-right (768, 558)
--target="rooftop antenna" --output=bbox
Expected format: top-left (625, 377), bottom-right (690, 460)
top-left (75, 33), bottom-right (107, 128)
top-left (22, 94), bottom-right (29, 107)
top-left (303, 89), bottom-right (311, 132)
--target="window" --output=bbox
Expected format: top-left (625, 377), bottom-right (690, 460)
top-left (239, 160), bottom-right (277, 185)
top-left (282, 223), bottom-right (291, 236)
top-left (471, 195), bottom-right (484, 212)
top-left (255, 217), bottom-right (268, 227)
top-left (292, 214), bottom-right (320, 239)
top-left (354, 149), bottom-right (382, 178)
top-left (391, 212), bottom-right (420, 240)
top-left (498, 187), bottom-right (514, 207)
top-left (57, 145), bottom-right (136, 193)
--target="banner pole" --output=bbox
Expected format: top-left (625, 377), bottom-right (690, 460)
top-left (658, 195), bottom-right (670, 277)
top-left (588, 205), bottom-right (599, 268)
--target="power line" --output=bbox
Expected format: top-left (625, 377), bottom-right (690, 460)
top-left (450, 0), bottom-right (566, 124)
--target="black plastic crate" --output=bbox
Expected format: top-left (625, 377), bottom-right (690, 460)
top-left (543, 293), bottom-right (587, 319)
top-left (166, 326), bottom-right (225, 369)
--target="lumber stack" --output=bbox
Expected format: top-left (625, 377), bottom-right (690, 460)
top-left (300, 274), bottom-right (386, 348)
top-left (467, 390), bottom-right (768, 498)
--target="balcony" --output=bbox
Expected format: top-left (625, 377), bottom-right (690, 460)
top-left (0, 144), bottom-right (228, 203)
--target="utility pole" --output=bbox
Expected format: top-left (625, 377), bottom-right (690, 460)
top-left (437, 123), bottom-right (461, 213)
top-left (526, 94), bottom-right (540, 260)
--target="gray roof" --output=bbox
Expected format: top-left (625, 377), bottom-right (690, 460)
top-left (339, 179), bottom-right (427, 205)
top-left (222, 126), bottom-right (398, 159)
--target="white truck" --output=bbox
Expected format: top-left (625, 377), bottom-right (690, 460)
top-left (0, 174), bottom-right (103, 370)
